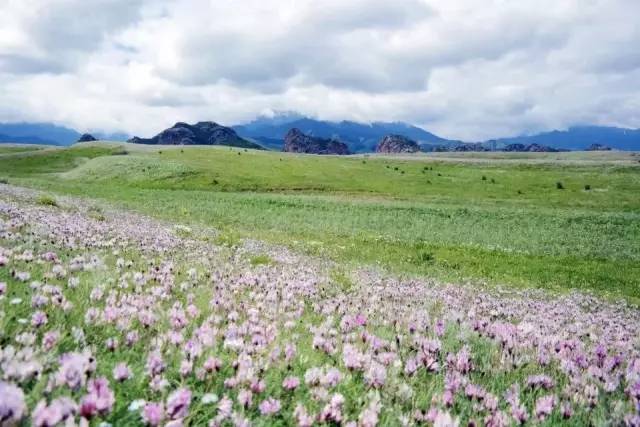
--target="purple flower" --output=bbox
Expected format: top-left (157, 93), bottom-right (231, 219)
top-left (534, 394), bottom-right (556, 420)
top-left (142, 402), bottom-right (164, 426)
top-left (31, 310), bottom-right (48, 328)
top-left (32, 397), bottom-right (77, 427)
top-left (259, 398), bottom-right (281, 416)
top-left (237, 389), bottom-right (252, 408)
top-left (364, 362), bottom-right (387, 388)
top-left (0, 381), bottom-right (27, 425)
top-left (166, 388), bottom-right (191, 420)
top-left (80, 377), bottom-right (115, 418)
top-left (113, 362), bottom-right (132, 382)
top-left (526, 374), bottom-right (554, 390)
top-left (217, 395), bottom-right (233, 419)
top-left (283, 376), bottom-right (300, 390)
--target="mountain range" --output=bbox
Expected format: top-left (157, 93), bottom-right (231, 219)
top-left (1, 117), bottom-right (640, 151)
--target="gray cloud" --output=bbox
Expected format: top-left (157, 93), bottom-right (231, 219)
top-left (0, 0), bottom-right (639, 140)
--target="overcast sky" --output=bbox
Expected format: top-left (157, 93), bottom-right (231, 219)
top-left (1, 0), bottom-right (639, 141)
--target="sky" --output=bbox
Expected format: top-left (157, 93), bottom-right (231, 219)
top-left (0, 0), bottom-right (639, 141)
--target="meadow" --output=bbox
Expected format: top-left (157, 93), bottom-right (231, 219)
top-left (1, 143), bottom-right (639, 300)
top-left (1, 143), bottom-right (640, 426)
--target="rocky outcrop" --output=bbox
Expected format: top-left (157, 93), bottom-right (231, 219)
top-left (283, 128), bottom-right (350, 155)
top-left (586, 143), bottom-right (612, 151)
top-left (77, 133), bottom-right (97, 142)
top-left (504, 143), bottom-right (558, 152)
top-left (128, 121), bottom-right (263, 149)
top-left (375, 135), bottom-right (420, 153)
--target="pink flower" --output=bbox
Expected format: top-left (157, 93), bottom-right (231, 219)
top-left (294, 404), bottom-right (315, 427)
top-left (80, 377), bottom-right (115, 418)
top-left (259, 398), bottom-right (281, 416)
top-left (113, 362), bottom-right (132, 382)
top-left (32, 397), bottom-right (77, 427)
top-left (142, 402), bottom-right (164, 426)
top-left (364, 362), bottom-right (387, 388)
top-left (535, 395), bottom-right (556, 420)
top-left (146, 351), bottom-right (165, 376)
top-left (203, 357), bottom-right (222, 373)
top-left (237, 389), bottom-right (252, 408)
top-left (218, 396), bottom-right (233, 418)
top-left (283, 376), bottom-right (300, 390)
top-left (166, 388), bottom-right (191, 420)
top-left (0, 282), bottom-right (6, 295)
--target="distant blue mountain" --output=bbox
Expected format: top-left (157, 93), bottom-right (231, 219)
top-left (0, 123), bottom-right (130, 145)
top-left (233, 113), bottom-right (455, 152)
top-left (488, 126), bottom-right (640, 151)
top-left (0, 132), bottom-right (62, 145)
top-left (0, 122), bottom-right (79, 145)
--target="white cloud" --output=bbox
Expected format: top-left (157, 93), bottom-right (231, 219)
top-left (0, 0), bottom-right (639, 140)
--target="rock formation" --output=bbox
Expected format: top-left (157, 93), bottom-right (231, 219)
top-left (283, 128), bottom-right (350, 155)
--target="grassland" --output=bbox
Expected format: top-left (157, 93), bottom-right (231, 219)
top-left (1, 142), bottom-right (639, 300)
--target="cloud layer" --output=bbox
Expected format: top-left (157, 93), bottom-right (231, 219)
top-left (1, 0), bottom-right (639, 140)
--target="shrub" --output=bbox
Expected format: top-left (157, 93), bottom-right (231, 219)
top-left (490, 178), bottom-right (495, 184)
top-left (482, 175), bottom-right (487, 181)
top-left (37, 194), bottom-right (58, 207)
top-left (0, 178), bottom-right (8, 185)
top-left (584, 184), bottom-right (591, 191)
top-left (556, 182), bottom-right (564, 190)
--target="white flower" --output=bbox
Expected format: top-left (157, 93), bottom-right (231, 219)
top-left (202, 393), bottom-right (218, 404)
top-left (10, 298), bottom-right (22, 305)
top-left (128, 399), bottom-right (146, 411)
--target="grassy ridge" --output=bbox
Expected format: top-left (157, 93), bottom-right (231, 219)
top-left (2, 143), bottom-right (639, 299)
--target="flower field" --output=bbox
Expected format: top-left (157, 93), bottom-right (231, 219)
top-left (1, 183), bottom-right (639, 426)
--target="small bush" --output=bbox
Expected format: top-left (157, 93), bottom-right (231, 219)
top-left (517, 190), bottom-right (523, 194)
top-left (37, 194), bottom-right (58, 207)
top-left (584, 184), bottom-right (591, 191)
top-left (437, 173), bottom-right (442, 176)
top-left (394, 167), bottom-right (399, 171)
top-left (490, 178), bottom-right (495, 184)
top-left (482, 175), bottom-right (487, 181)
top-left (556, 181), bottom-right (564, 190)
top-left (0, 178), bottom-right (8, 184)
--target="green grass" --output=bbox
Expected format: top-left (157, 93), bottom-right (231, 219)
top-left (3, 143), bottom-right (640, 300)
top-left (0, 145), bottom-right (45, 155)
